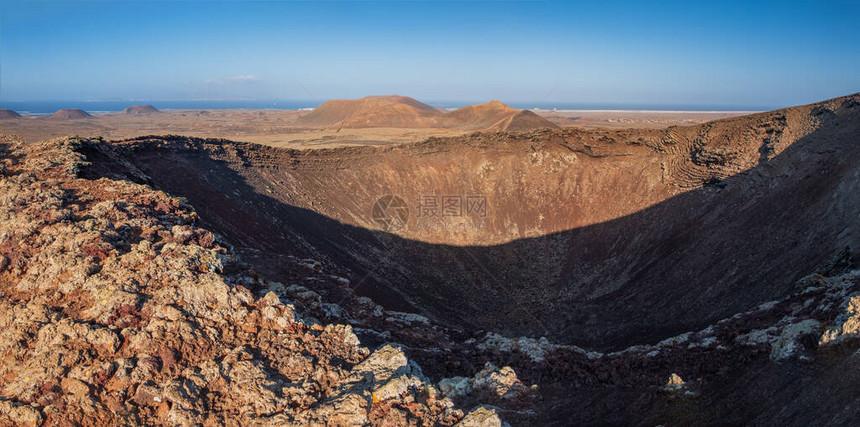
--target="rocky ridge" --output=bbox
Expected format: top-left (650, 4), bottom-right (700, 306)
top-left (0, 136), bottom-right (527, 425)
top-left (105, 94), bottom-right (860, 352)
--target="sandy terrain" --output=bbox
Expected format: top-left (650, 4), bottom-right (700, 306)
top-left (0, 109), bottom-right (469, 148)
top-left (0, 105), bottom-right (757, 148)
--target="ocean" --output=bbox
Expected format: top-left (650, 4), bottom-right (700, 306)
top-left (0, 99), bottom-right (774, 115)
top-left (0, 100), bottom-right (320, 115)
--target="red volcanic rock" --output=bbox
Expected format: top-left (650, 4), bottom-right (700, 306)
top-left (0, 136), bottom-right (512, 425)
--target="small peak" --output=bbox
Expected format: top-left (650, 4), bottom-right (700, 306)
top-left (0, 109), bottom-right (21, 119)
top-left (123, 105), bottom-right (160, 114)
top-left (483, 100), bottom-right (513, 109)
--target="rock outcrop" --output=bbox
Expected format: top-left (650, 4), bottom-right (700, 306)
top-left (0, 136), bottom-right (511, 425)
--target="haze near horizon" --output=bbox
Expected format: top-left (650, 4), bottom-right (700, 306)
top-left (1, 0), bottom-right (858, 110)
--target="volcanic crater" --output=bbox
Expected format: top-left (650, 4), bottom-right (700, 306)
top-left (3, 94), bottom-right (860, 425)
top-left (98, 94), bottom-right (860, 350)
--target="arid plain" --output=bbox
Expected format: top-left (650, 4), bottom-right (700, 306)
top-left (0, 96), bottom-right (756, 148)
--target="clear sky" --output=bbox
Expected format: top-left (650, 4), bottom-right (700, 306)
top-left (1, 0), bottom-right (858, 109)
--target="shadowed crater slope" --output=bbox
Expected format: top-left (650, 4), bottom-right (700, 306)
top-left (104, 94), bottom-right (860, 350)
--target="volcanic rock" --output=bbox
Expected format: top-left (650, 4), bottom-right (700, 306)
top-left (0, 136), bottom-right (509, 425)
top-left (3, 93), bottom-right (860, 425)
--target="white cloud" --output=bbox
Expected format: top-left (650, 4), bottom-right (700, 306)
top-left (204, 75), bottom-right (260, 85)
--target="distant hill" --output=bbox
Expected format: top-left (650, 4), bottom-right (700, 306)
top-left (439, 100), bottom-right (559, 131)
top-left (362, 95), bottom-right (444, 114)
top-left (46, 109), bottom-right (91, 119)
top-left (123, 105), bottom-right (159, 115)
top-left (491, 109), bottom-right (560, 132)
top-left (297, 95), bottom-right (441, 128)
top-left (0, 109), bottom-right (21, 119)
top-left (297, 95), bottom-right (558, 131)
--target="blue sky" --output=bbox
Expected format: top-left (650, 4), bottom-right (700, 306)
top-left (1, 0), bottom-right (858, 108)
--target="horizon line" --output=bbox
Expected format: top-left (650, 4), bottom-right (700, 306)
top-left (0, 98), bottom-right (784, 112)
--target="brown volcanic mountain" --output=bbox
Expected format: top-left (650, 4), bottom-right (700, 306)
top-left (297, 95), bottom-right (441, 128)
top-left (2, 94), bottom-right (860, 425)
top-left (46, 108), bottom-right (91, 119)
top-left (439, 100), bottom-right (560, 131)
top-left (297, 95), bottom-right (559, 131)
top-left (122, 104), bottom-right (160, 114)
top-left (0, 109), bottom-right (21, 119)
top-left (499, 110), bottom-right (557, 131)
top-left (363, 95), bottom-right (445, 113)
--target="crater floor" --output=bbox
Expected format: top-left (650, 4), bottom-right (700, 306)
top-left (111, 95), bottom-right (860, 350)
